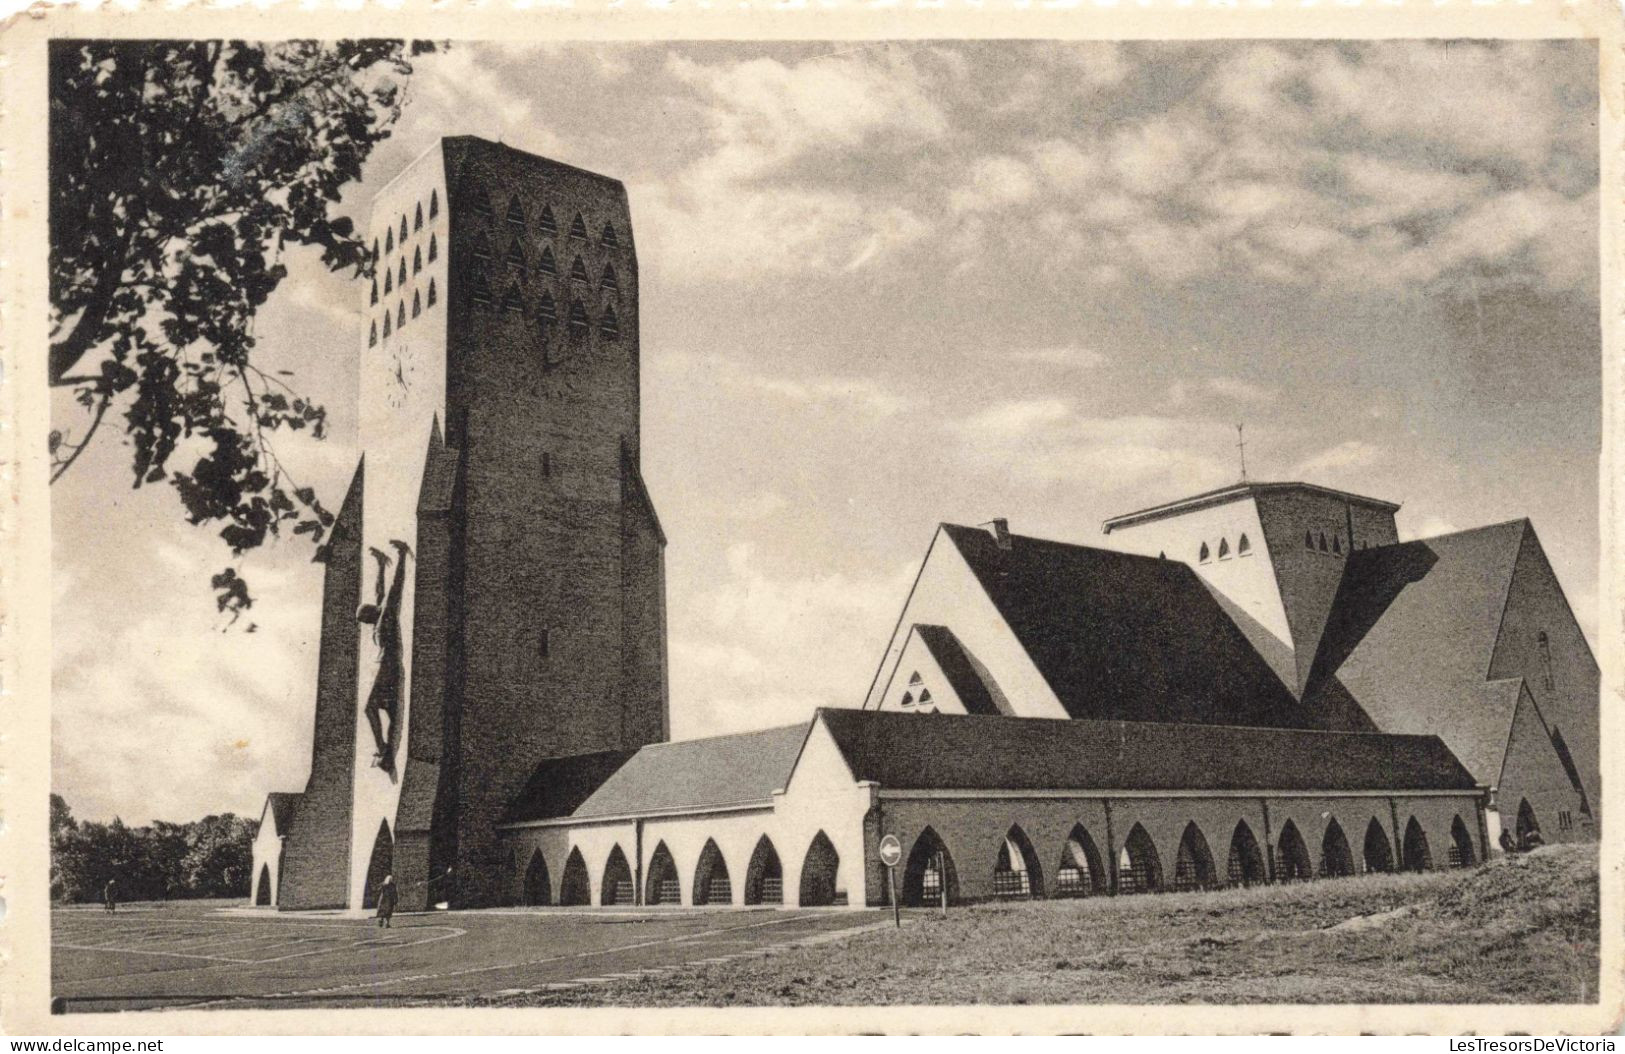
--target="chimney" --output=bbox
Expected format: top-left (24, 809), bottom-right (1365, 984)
top-left (984, 518), bottom-right (1012, 550)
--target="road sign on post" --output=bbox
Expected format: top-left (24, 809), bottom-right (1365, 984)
top-left (879, 834), bottom-right (903, 928)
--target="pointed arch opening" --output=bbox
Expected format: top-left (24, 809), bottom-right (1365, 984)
top-left (1056, 825), bottom-right (1106, 897)
top-left (361, 819), bottom-right (393, 909)
top-left (255, 864), bottom-right (272, 906)
top-left (559, 847), bottom-right (591, 906)
top-left (414, 202), bottom-right (424, 230)
top-left (413, 246), bottom-right (422, 274)
top-left (523, 849), bottom-right (551, 906)
top-left (798, 831), bottom-right (842, 906)
top-left (1217, 538), bottom-right (1231, 560)
top-left (602, 845), bottom-right (634, 906)
top-left (1402, 817), bottom-right (1432, 872)
top-left (993, 825), bottom-right (1044, 898)
top-left (1118, 823), bottom-right (1163, 894)
top-left (1516, 798), bottom-right (1542, 850)
top-left (1319, 819), bottom-right (1356, 878)
top-left (1227, 820), bottom-right (1267, 885)
top-left (1448, 816), bottom-right (1476, 869)
top-left (1198, 542), bottom-right (1211, 563)
top-left (538, 204), bottom-right (558, 236)
top-left (1172, 822), bottom-right (1217, 891)
top-left (1276, 820), bottom-right (1314, 881)
top-left (902, 826), bottom-right (959, 906)
top-left (1238, 533), bottom-right (1251, 555)
top-left (692, 839), bottom-right (732, 906)
top-left (743, 835), bottom-right (783, 905)
top-left (429, 189), bottom-right (439, 219)
top-left (428, 232), bottom-right (438, 262)
top-left (1362, 818), bottom-right (1395, 873)
top-left (646, 841), bottom-right (680, 905)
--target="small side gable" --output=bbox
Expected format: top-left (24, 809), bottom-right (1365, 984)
top-left (861, 526), bottom-right (1066, 718)
top-left (876, 627), bottom-right (962, 714)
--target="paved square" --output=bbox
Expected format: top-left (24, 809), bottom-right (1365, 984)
top-left (52, 902), bottom-right (886, 1011)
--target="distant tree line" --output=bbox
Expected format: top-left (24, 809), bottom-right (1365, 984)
top-left (51, 794), bottom-right (257, 903)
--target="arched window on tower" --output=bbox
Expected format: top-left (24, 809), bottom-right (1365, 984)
top-left (397, 301), bottom-right (405, 328)
top-left (382, 312), bottom-right (392, 337)
top-left (505, 238), bottom-right (528, 271)
top-left (600, 304), bottom-right (620, 340)
top-left (471, 232), bottom-right (492, 261)
top-left (601, 222), bottom-right (619, 249)
top-left (428, 233), bottom-right (438, 262)
top-left (601, 263), bottom-right (619, 293)
top-left (567, 299), bottom-right (589, 337)
top-left (1318, 531), bottom-right (1329, 552)
top-left (385, 228), bottom-right (394, 254)
top-left (1537, 631), bottom-right (1555, 691)
top-left (411, 290), bottom-right (421, 318)
top-left (538, 204), bottom-right (558, 236)
top-left (429, 189), bottom-right (439, 219)
top-left (569, 211), bottom-right (589, 241)
top-left (1332, 534), bottom-right (1343, 555)
top-left (370, 278), bottom-right (378, 305)
top-left (413, 247), bottom-right (422, 275)
top-left (427, 277), bottom-right (437, 308)
top-left (570, 255), bottom-right (590, 284)
top-left (384, 269), bottom-right (393, 294)
top-left (472, 186), bottom-right (494, 218)
top-left (398, 259), bottom-right (407, 285)
top-left (506, 197), bottom-right (526, 230)
top-left (1305, 530), bottom-right (1314, 550)
top-left (537, 291), bottom-right (556, 322)
top-left (1218, 538), bottom-right (1230, 559)
top-left (1238, 533), bottom-right (1251, 555)
top-left (1198, 542), bottom-right (1211, 563)
top-left (369, 319), bottom-right (377, 347)
top-left (414, 202), bottom-right (423, 231)
top-left (399, 215), bottom-right (408, 242)
top-left (538, 245), bottom-right (557, 275)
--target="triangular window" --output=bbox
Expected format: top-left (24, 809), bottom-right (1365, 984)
top-left (413, 246), bottom-right (422, 275)
top-left (1238, 533), bottom-right (1251, 555)
top-left (569, 211), bottom-right (588, 241)
top-left (397, 301), bottom-right (406, 327)
top-left (601, 263), bottom-right (619, 293)
top-left (369, 319), bottom-right (377, 347)
top-left (398, 259), bottom-right (407, 285)
top-left (506, 198), bottom-right (527, 229)
top-left (567, 299), bottom-right (589, 336)
top-left (500, 282), bottom-right (523, 315)
top-left (384, 269), bottom-right (393, 294)
top-left (1218, 538), bottom-right (1230, 559)
top-left (411, 290), bottom-right (421, 318)
top-left (1305, 530), bottom-right (1314, 550)
top-left (371, 238), bottom-right (380, 262)
top-left (428, 233), bottom-right (438, 262)
top-left (399, 216), bottom-right (408, 242)
top-left (505, 238), bottom-right (528, 271)
top-left (1332, 534), bottom-right (1342, 555)
top-left (382, 312), bottom-right (392, 337)
top-left (537, 291), bottom-right (557, 321)
top-left (370, 278), bottom-right (378, 305)
top-left (570, 255), bottom-right (590, 284)
top-left (1318, 532), bottom-right (1328, 552)
top-left (901, 691), bottom-right (914, 707)
top-left (1198, 542), bottom-right (1210, 563)
top-left (427, 277), bottom-right (437, 307)
top-left (908, 671), bottom-right (923, 686)
top-left (385, 228), bottom-right (394, 254)
top-left (414, 202), bottom-right (423, 231)
top-left (538, 245), bottom-right (557, 275)
top-left (919, 689), bottom-right (933, 704)
top-left (538, 204), bottom-right (558, 236)
top-left (471, 273), bottom-right (493, 305)
top-left (601, 222), bottom-right (619, 248)
top-left (429, 189), bottom-right (439, 219)
top-left (600, 303), bottom-right (620, 339)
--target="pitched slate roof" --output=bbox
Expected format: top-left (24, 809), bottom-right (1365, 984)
top-left (940, 524), bottom-right (1319, 729)
top-left (264, 792), bottom-right (302, 835)
top-left (502, 748), bottom-right (640, 824)
top-left (914, 624), bottom-right (1004, 716)
top-left (506, 723), bottom-right (810, 824)
top-left (1103, 481), bottom-right (1400, 533)
top-left (1303, 520), bottom-right (1528, 783)
top-left (817, 708), bottom-right (1477, 793)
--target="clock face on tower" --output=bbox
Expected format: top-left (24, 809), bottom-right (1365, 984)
top-left (386, 340), bottom-right (416, 409)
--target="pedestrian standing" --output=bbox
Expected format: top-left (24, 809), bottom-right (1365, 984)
top-left (375, 874), bottom-right (398, 929)
top-left (103, 879), bottom-right (117, 914)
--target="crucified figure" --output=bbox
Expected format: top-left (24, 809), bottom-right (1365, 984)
top-left (363, 539), bottom-right (412, 774)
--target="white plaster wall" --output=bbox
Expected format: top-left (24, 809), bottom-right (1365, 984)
top-left (876, 627), bottom-right (968, 714)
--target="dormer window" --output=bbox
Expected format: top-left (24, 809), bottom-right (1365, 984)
top-left (908, 671), bottom-right (923, 686)
top-left (397, 301), bottom-right (405, 327)
top-left (1238, 533), bottom-right (1251, 556)
top-left (1198, 542), bottom-right (1211, 563)
top-left (919, 689), bottom-right (933, 705)
top-left (371, 238), bottom-right (379, 262)
top-left (1218, 538), bottom-right (1231, 560)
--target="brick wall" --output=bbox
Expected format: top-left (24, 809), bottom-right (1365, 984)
top-left (278, 465), bottom-right (363, 910)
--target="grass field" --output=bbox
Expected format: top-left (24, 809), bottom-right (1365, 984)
top-left (463, 844), bottom-right (1599, 1007)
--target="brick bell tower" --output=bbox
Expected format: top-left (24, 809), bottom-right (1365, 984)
top-left (278, 137), bottom-right (670, 911)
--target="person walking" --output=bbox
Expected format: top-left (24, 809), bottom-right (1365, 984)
top-left (102, 879), bottom-right (117, 914)
top-left (375, 874), bottom-right (398, 929)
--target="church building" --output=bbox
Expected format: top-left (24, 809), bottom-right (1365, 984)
top-left (251, 140), bottom-right (1597, 913)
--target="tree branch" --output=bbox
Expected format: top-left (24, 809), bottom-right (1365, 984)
top-left (49, 395), bottom-right (111, 484)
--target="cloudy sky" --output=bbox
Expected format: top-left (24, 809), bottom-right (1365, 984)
top-left (52, 39), bottom-right (1600, 825)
